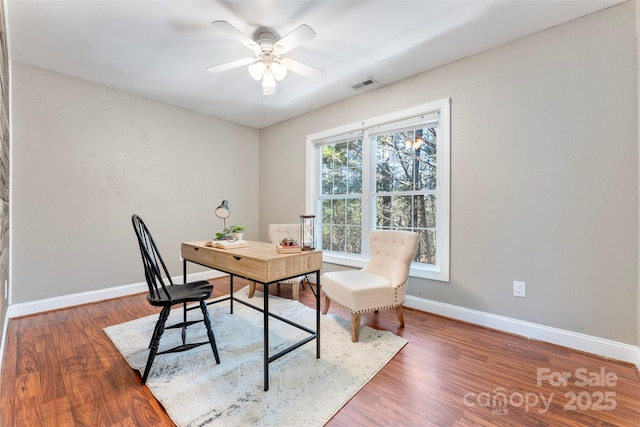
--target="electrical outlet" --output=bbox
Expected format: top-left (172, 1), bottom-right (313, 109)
top-left (513, 281), bottom-right (526, 298)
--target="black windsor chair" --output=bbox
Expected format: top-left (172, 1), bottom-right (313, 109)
top-left (131, 214), bottom-right (220, 384)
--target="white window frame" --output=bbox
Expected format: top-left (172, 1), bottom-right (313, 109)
top-left (306, 97), bottom-right (450, 282)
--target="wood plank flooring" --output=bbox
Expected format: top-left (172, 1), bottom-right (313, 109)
top-left (1, 277), bottom-right (639, 426)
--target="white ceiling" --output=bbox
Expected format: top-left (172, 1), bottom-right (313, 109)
top-left (7, 0), bottom-right (624, 129)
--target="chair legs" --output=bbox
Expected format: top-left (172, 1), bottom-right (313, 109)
top-left (148, 306), bottom-right (168, 349)
top-left (322, 291), bottom-right (405, 342)
top-left (396, 305), bottom-right (405, 327)
top-left (351, 307), bottom-right (404, 342)
top-left (322, 293), bottom-right (331, 314)
top-left (350, 313), bottom-right (361, 342)
top-left (142, 306), bottom-right (171, 385)
top-left (323, 293), bottom-right (361, 342)
top-left (200, 300), bottom-right (220, 364)
top-left (249, 280), bottom-right (306, 301)
top-left (141, 302), bottom-right (220, 385)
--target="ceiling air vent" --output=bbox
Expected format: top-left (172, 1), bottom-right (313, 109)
top-left (351, 78), bottom-right (377, 90)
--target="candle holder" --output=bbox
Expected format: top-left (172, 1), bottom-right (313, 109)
top-left (300, 214), bottom-right (316, 251)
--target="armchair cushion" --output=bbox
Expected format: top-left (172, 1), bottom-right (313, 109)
top-left (322, 270), bottom-right (405, 313)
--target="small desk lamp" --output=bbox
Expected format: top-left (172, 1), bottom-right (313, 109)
top-left (215, 200), bottom-right (230, 231)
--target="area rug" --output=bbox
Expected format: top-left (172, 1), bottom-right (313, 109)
top-left (104, 287), bottom-right (408, 426)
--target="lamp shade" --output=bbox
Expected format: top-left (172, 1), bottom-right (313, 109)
top-left (248, 61), bottom-right (266, 81)
top-left (261, 68), bottom-right (277, 95)
top-left (215, 200), bottom-right (230, 219)
top-left (262, 68), bottom-right (276, 87)
top-left (270, 61), bottom-right (288, 81)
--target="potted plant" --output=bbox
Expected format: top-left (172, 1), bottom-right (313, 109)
top-left (226, 225), bottom-right (246, 241)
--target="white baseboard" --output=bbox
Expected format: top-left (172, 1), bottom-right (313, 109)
top-left (2, 277), bottom-right (638, 374)
top-left (7, 270), bottom-right (227, 318)
top-left (404, 295), bottom-right (640, 371)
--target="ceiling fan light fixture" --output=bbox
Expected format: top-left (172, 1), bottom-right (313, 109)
top-left (262, 68), bottom-right (277, 95)
top-left (248, 61), bottom-right (266, 81)
top-left (270, 62), bottom-right (288, 81)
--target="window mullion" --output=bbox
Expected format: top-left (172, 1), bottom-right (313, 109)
top-left (361, 130), bottom-right (372, 257)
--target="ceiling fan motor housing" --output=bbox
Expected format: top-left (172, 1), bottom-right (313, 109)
top-left (255, 31), bottom-right (280, 62)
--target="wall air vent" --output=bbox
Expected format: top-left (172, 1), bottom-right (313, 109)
top-left (351, 77), bottom-right (378, 90)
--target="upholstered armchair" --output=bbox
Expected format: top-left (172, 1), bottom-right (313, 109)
top-left (248, 223), bottom-right (311, 300)
top-left (321, 229), bottom-right (419, 342)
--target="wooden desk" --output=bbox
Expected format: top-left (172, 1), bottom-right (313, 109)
top-left (181, 240), bottom-right (323, 391)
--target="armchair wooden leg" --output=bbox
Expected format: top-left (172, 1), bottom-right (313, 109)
top-left (322, 293), bottom-right (331, 314)
top-left (351, 313), bottom-right (361, 342)
top-left (292, 282), bottom-right (300, 301)
top-left (396, 305), bottom-right (405, 327)
top-left (248, 281), bottom-right (256, 298)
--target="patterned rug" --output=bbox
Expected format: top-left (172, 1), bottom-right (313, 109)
top-left (104, 287), bottom-right (408, 426)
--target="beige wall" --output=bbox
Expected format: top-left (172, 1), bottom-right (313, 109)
top-left (636, 0), bottom-right (640, 352)
top-left (0, 0), bottom-right (8, 342)
top-left (259, 2), bottom-right (638, 344)
top-left (11, 62), bottom-right (260, 302)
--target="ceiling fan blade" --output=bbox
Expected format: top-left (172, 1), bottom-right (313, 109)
top-left (206, 57), bottom-right (257, 74)
top-left (280, 58), bottom-right (325, 80)
top-left (274, 24), bottom-right (316, 54)
top-left (211, 20), bottom-right (258, 51)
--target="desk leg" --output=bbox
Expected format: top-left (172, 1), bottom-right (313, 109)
top-left (316, 270), bottom-right (321, 359)
top-left (183, 259), bottom-right (187, 284)
top-left (264, 283), bottom-right (269, 391)
top-left (229, 275), bottom-right (234, 314)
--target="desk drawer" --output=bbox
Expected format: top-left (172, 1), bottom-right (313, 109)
top-left (214, 252), bottom-right (266, 280)
top-left (181, 244), bottom-right (215, 267)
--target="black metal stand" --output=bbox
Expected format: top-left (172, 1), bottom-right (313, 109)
top-left (183, 259), bottom-right (321, 391)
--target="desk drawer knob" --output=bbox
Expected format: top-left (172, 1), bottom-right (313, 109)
top-left (234, 256), bottom-right (242, 261)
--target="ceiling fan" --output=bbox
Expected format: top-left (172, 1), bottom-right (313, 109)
top-left (206, 20), bottom-right (325, 95)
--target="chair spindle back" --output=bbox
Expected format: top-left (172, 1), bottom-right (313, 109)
top-left (131, 214), bottom-right (174, 301)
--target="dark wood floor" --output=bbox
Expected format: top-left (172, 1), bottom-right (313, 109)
top-left (1, 276), bottom-right (639, 426)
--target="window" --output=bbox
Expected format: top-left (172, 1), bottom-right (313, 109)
top-left (306, 98), bottom-right (450, 281)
